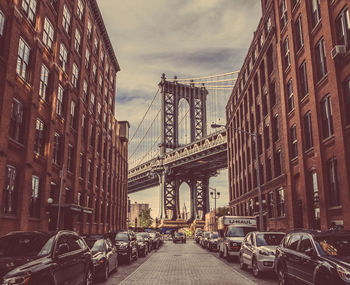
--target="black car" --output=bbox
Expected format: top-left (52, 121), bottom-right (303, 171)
top-left (207, 232), bottom-right (219, 251)
top-left (136, 235), bottom-right (149, 257)
top-left (84, 235), bottom-right (118, 281)
top-left (0, 230), bottom-right (93, 285)
top-left (275, 229), bottom-right (350, 285)
top-left (114, 231), bottom-right (138, 264)
top-left (137, 232), bottom-right (152, 251)
top-left (173, 232), bottom-right (186, 243)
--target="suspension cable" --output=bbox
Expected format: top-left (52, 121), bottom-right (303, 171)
top-left (176, 70), bottom-right (240, 81)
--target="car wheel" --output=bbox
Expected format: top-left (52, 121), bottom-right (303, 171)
top-left (252, 257), bottom-right (260, 277)
top-left (102, 262), bottom-right (109, 281)
top-left (239, 254), bottom-right (247, 270)
top-left (277, 264), bottom-right (289, 285)
top-left (85, 267), bottom-right (93, 285)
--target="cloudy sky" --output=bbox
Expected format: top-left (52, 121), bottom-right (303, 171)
top-left (98, 1), bottom-right (262, 217)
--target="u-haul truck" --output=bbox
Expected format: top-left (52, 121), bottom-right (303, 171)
top-left (217, 216), bottom-right (256, 259)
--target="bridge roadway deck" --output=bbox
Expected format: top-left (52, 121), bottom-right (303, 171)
top-left (118, 241), bottom-right (256, 285)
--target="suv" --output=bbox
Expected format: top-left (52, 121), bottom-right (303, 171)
top-left (114, 231), bottom-right (138, 264)
top-left (0, 230), bottom-right (93, 285)
top-left (173, 232), bottom-right (186, 243)
top-left (275, 229), bottom-right (350, 285)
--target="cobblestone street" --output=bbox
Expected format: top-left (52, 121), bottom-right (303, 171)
top-left (99, 240), bottom-right (278, 285)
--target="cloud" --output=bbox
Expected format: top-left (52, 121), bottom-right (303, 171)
top-left (98, 0), bottom-right (262, 217)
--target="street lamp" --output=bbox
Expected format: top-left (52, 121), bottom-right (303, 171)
top-left (211, 123), bottom-right (264, 231)
top-left (209, 187), bottom-right (220, 231)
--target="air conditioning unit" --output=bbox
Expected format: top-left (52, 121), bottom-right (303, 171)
top-left (331, 45), bottom-right (346, 59)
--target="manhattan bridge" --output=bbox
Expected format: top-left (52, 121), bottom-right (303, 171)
top-left (128, 71), bottom-right (238, 222)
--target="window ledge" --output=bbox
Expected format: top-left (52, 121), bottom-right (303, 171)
top-left (328, 206), bottom-right (342, 210)
top-left (295, 45), bottom-right (305, 58)
top-left (290, 156), bottom-right (298, 164)
top-left (311, 19), bottom-right (322, 35)
top-left (315, 74), bottom-right (328, 89)
top-left (1, 214), bottom-right (17, 220)
top-left (284, 64), bottom-right (291, 75)
top-left (321, 135), bottom-right (335, 145)
top-left (291, 0), bottom-right (301, 14)
top-left (304, 147), bottom-right (315, 156)
top-left (8, 138), bottom-right (25, 150)
top-left (300, 94), bottom-right (309, 105)
top-left (28, 217), bottom-right (41, 221)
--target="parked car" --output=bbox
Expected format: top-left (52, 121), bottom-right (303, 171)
top-left (275, 229), bottom-right (350, 285)
top-left (136, 232), bottom-right (152, 252)
top-left (149, 232), bottom-right (161, 249)
top-left (239, 231), bottom-right (285, 277)
top-left (195, 229), bottom-right (203, 244)
top-left (84, 235), bottom-right (118, 281)
top-left (173, 232), bottom-right (186, 243)
top-left (114, 231), bottom-right (138, 264)
top-left (200, 232), bottom-right (210, 248)
top-left (0, 230), bottom-right (93, 285)
top-left (136, 235), bottom-right (149, 257)
top-left (207, 232), bottom-right (219, 251)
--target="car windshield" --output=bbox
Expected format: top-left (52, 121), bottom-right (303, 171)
top-left (315, 235), bottom-right (350, 257)
top-left (211, 233), bottom-right (218, 239)
top-left (140, 233), bottom-right (149, 238)
top-left (175, 232), bottom-right (184, 236)
top-left (86, 239), bottom-right (104, 252)
top-left (0, 233), bottom-right (54, 257)
top-left (115, 233), bottom-right (129, 241)
top-left (204, 232), bottom-right (210, 238)
top-left (137, 237), bottom-right (144, 242)
top-left (226, 227), bottom-right (255, 237)
top-left (256, 234), bottom-right (285, 246)
top-left (149, 233), bottom-right (156, 238)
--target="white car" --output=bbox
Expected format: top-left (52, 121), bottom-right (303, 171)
top-left (239, 231), bottom-right (285, 277)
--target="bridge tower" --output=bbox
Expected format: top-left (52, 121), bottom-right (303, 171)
top-left (158, 74), bottom-right (210, 221)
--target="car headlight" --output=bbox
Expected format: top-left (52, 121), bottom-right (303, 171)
top-left (337, 265), bottom-right (350, 282)
top-left (259, 250), bottom-right (270, 256)
top-left (119, 242), bottom-right (129, 249)
top-left (231, 242), bottom-right (238, 247)
top-left (2, 274), bottom-right (31, 285)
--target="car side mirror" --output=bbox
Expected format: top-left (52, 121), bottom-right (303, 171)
top-left (57, 243), bottom-right (69, 256)
top-left (304, 248), bottom-right (315, 258)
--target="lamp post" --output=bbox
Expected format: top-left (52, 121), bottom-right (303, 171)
top-left (209, 187), bottom-right (220, 231)
top-left (211, 123), bottom-right (264, 231)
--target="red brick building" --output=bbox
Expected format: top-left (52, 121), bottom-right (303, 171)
top-left (0, 0), bottom-right (129, 236)
top-left (226, 0), bottom-right (350, 231)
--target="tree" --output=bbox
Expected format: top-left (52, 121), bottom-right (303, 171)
top-left (140, 208), bottom-right (153, 228)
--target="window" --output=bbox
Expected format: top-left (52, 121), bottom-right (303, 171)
top-left (311, 0), bottom-right (321, 28)
top-left (34, 119), bottom-right (45, 155)
top-left (286, 79), bottom-right (294, 112)
top-left (291, 0), bottom-right (299, 9)
top-left (88, 160), bottom-right (92, 184)
top-left (22, 0), bottom-right (37, 24)
top-left (309, 170), bottom-right (320, 229)
top-left (344, 78), bottom-right (350, 125)
top-left (16, 38), bottom-right (30, 80)
top-left (74, 29), bottom-right (81, 53)
top-left (70, 100), bottom-right (76, 129)
top-left (264, 125), bottom-right (270, 149)
top-left (304, 112), bottom-right (313, 150)
top-left (267, 191), bottom-right (274, 218)
top-left (0, 9), bottom-right (5, 36)
top-left (56, 84), bottom-right (64, 116)
top-left (299, 236), bottom-right (313, 254)
top-left (83, 80), bottom-right (88, 101)
top-left (290, 124), bottom-right (298, 159)
top-left (39, 65), bottom-right (49, 101)
top-left (286, 234), bottom-right (301, 250)
top-left (92, 63), bottom-right (97, 80)
top-left (2, 165), bottom-right (18, 214)
top-left (266, 16), bottom-right (272, 33)
top-left (283, 37), bottom-right (290, 69)
top-left (94, 37), bottom-right (98, 53)
top-left (77, 0), bottom-right (84, 20)
top-left (276, 188), bottom-right (285, 217)
top-left (295, 15), bottom-right (303, 51)
top-left (62, 5), bottom-right (71, 34)
top-left (81, 114), bottom-right (86, 138)
top-left (320, 95), bottom-right (333, 139)
top-left (59, 43), bottom-right (68, 72)
top-left (298, 61), bottom-right (308, 98)
top-left (336, 8), bottom-right (350, 47)
top-left (79, 153), bottom-right (84, 178)
top-left (266, 157), bottom-right (272, 181)
top-left (97, 103), bottom-right (101, 121)
top-left (53, 133), bottom-right (61, 165)
top-left (87, 20), bottom-right (92, 39)
top-left (67, 144), bottom-right (74, 172)
top-left (270, 81), bottom-right (276, 107)
top-left (30, 175), bottom-right (40, 218)
top-left (280, 0), bottom-right (287, 30)
top-left (90, 93), bottom-right (95, 114)
top-left (9, 99), bottom-right (24, 143)
top-left (315, 38), bottom-right (327, 81)
top-left (43, 18), bottom-right (54, 49)
top-left (72, 63), bottom-right (79, 87)
top-left (85, 48), bottom-right (90, 69)
top-left (274, 149), bottom-right (282, 177)
top-left (327, 158), bottom-right (340, 206)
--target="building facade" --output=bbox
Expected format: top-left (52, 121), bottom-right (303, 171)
top-left (0, 0), bottom-right (129, 236)
top-left (129, 202), bottom-right (149, 227)
top-left (226, 0), bottom-right (350, 231)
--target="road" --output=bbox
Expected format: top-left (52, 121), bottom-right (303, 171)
top-left (96, 240), bottom-right (278, 285)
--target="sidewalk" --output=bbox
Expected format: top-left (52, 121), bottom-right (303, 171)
top-left (118, 241), bottom-right (256, 285)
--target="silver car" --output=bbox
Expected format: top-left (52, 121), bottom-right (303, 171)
top-left (239, 231), bottom-right (285, 277)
